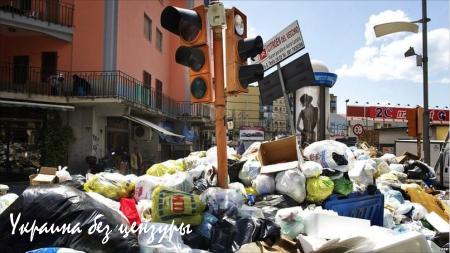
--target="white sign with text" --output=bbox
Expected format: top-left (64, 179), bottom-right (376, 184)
top-left (253, 21), bottom-right (304, 71)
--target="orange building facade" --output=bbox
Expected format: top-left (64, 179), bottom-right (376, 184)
top-left (0, 0), bottom-right (214, 177)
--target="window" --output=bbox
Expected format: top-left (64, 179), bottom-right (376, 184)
top-left (144, 14), bottom-right (152, 41)
top-left (156, 28), bottom-right (163, 51)
top-left (143, 71), bottom-right (151, 88)
top-left (156, 79), bottom-right (163, 109)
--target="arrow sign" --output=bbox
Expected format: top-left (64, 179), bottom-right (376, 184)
top-left (258, 53), bottom-right (315, 105)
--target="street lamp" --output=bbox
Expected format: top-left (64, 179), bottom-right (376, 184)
top-left (373, 0), bottom-right (431, 165)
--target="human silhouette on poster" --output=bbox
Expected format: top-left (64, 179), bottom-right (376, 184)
top-left (296, 93), bottom-right (318, 144)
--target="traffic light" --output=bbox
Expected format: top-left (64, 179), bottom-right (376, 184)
top-left (406, 107), bottom-right (424, 137)
top-left (160, 5), bottom-right (213, 103)
top-left (225, 7), bottom-right (264, 95)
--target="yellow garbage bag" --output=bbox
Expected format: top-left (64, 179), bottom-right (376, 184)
top-left (151, 186), bottom-right (205, 226)
top-left (84, 172), bottom-right (134, 200)
top-left (146, 159), bottom-right (186, 176)
top-left (306, 176), bottom-right (334, 203)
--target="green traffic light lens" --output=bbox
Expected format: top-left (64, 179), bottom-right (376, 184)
top-left (191, 77), bottom-right (207, 99)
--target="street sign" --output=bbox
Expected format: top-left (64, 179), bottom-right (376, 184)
top-left (253, 20), bottom-right (304, 71)
top-left (258, 53), bottom-right (314, 105)
top-left (352, 124), bottom-right (365, 136)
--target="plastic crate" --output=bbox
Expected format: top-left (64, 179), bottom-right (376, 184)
top-left (323, 191), bottom-right (384, 226)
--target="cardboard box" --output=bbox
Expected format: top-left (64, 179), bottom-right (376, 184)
top-left (396, 152), bottom-right (420, 164)
top-left (258, 136), bottom-right (298, 173)
top-left (260, 161), bottom-right (298, 174)
top-left (29, 167), bottom-right (58, 186)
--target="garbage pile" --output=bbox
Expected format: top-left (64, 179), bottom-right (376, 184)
top-left (0, 137), bottom-right (448, 253)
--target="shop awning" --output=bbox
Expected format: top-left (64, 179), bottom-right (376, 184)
top-left (0, 99), bottom-right (75, 111)
top-left (122, 115), bottom-right (185, 139)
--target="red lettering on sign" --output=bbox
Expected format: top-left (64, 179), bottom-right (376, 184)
top-left (172, 195), bottom-right (185, 213)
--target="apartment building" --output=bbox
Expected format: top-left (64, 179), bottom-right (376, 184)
top-left (0, 0), bottom-right (214, 177)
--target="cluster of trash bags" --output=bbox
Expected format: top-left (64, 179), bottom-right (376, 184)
top-left (0, 138), bottom-right (448, 253)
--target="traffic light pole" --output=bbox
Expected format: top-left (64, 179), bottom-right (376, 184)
top-left (213, 26), bottom-right (228, 188)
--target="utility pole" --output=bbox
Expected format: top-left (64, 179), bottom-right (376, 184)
top-left (422, 0), bottom-right (430, 165)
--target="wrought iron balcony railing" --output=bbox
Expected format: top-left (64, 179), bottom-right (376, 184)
top-left (0, 0), bottom-right (74, 27)
top-left (0, 64), bottom-right (212, 118)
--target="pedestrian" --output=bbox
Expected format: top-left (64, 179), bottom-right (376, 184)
top-left (237, 141), bottom-right (245, 155)
top-left (130, 146), bottom-right (142, 176)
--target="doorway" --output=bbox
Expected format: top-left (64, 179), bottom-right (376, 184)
top-left (13, 56), bottom-right (29, 84)
top-left (41, 52), bottom-right (57, 82)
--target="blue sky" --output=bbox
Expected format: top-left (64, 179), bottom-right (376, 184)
top-left (223, 0), bottom-right (449, 113)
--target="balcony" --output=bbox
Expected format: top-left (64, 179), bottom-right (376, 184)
top-left (0, 0), bottom-right (73, 41)
top-left (0, 64), bottom-right (208, 119)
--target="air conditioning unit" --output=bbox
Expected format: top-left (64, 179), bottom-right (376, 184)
top-left (133, 125), bottom-right (153, 141)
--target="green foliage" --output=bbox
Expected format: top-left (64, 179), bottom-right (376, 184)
top-left (40, 113), bottom-right (75, 167)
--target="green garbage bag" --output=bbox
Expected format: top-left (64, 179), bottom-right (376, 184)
top-left (333, 178), bottom-right (353, 196)
top-left (306, 176), bottom-right (334, 203)
top-left (151, 186), bottom-right (205, 226)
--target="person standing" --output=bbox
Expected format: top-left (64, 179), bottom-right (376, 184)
top-left (130, 146), bottom-right (142, 176)
top-left (296, 94), bottom-right (318, 145)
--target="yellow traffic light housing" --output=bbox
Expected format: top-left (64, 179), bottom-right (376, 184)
top-left (225, 7), bottom-right (264, 95)
top-left (406, 107), bottom-right (424, 137)
top-left (161, 5), bottom-right (213, 103)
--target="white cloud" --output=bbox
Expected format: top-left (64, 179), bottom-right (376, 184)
top-left (439, 78), bottom-right (450, 84)
top-left (248, 26), bottom-right (257, 39)
top-left (336, 10), bottom-right (449, 83)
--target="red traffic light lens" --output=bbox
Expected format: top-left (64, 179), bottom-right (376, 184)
top-left (191, 77), bottom-right (207, 99)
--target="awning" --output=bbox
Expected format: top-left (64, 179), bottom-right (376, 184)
top-left (0, 99), bottom-right (75, 111)
top-left (122, 115), bottom-right (185, 138)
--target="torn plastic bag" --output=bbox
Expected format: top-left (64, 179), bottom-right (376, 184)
top-left (200, 187), bottom-right (244, 218)
top-left (210, 217), bottom-right (281, 253)
top-left (239, 158), bottom-right (261, 186)
top-left (84, 172), bottom-right (135, 200)
top-left (275, 207), bottom-right (304, 239)
top-left (151, 186), bottom-right (205, 226)
top-left (252, 174), bottom-right (275, 195)
top-left (0, 184), bottom-right (139, 253)
top-left (138, 222), bottom-right (191, 253)
top-left (275, 169), bottom-right (306, 203)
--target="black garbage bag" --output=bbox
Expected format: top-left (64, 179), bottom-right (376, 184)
top-left (193, 178), bottom-right (209, 194)
top-left (210, 217), bottom-right (280, 253)
top-left (182, 231), bottom-right (211, 251)
top-left (228, 159), bottom-right (245, 183)
top-left (404, 160), bottom-right (435, 180)
top-left (59, 174), bottom-right (86, 190)
top-left (0, 184), bottom-right (139, 253)
top-left (432, 233), bottom-right (449, 249)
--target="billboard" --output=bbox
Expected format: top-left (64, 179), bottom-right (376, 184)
top-left (347, 105), bottom-right (449, 123)
top-left (239, 127), bottom-right (265, 141)
top-left (295, 86), bottom-right (320, 144)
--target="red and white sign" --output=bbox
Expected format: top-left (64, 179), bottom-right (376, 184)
top-left (347, 105), bottom-right (449, 123)
top-left (352, 124), bottom-right (365, 136)
top-left (240, 127), bottom-right (265, 141)
top-left (253, 21), bottom-right (304, 71)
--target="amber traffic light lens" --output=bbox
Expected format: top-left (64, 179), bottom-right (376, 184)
top-left (191, 77), bottom-right (207, 99)
top-left (176, 46), bottom-right (205, 72)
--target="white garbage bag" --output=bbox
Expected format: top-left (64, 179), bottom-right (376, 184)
top-left (56, 166), bottom-right (72, 182)
top-left (239, 158), bottom-right (261, 186)
top-left (389, 164), bottom-right (405, 173)
top-left (134, 172), bottom-right (193, 201)
top-left (240, 142), bottom-right (261, 161)
top-left (348, 159), bottom-right (376, 191)
top-left (275, 207), bottom-right (304, 239)
top-left (252, 174), bottom-right (275, 195)
top-left (205, 146), bottom-right (236, 168)
top-left (0, 193), bottom-right (18, 214)
top-left (275, 169), bottom-right (306, 203)
top-left (300, 161), bottom-right (323, 178)
top-left (380, 153), bottom-right (397, 164)
top-left (303, 140), bottom-right (355, 172)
